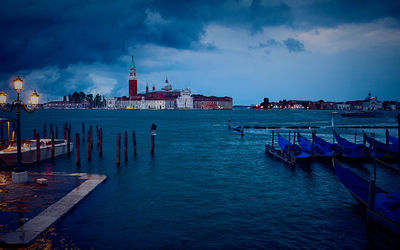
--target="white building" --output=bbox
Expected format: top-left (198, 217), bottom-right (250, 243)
top-left (177, 88), bottom-right (193, 109)
top-left (362, 92), bottom-right (382, 111)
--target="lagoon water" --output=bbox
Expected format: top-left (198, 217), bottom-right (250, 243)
top-left (3, 109), bottom-right (400, 248)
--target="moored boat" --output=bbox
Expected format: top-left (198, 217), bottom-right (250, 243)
top-left (333, 158), bottom-right (400, 237)
top-left (0, 139), bottom-right (73, 166)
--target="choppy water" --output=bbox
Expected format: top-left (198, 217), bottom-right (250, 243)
top-left (2, 110), bottom-right (400, 248)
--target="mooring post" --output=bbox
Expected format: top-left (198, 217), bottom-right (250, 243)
top-left (87, 131), bottom-right (91, 161)
top-left (55, 126), bottom-right (58, 139)
top-left (293, 131), bottom-right (296, 144)
top-left (90, 126), bottom-right (93, 149)
top-left (354, 130), bottom-right (357, 144)
top-left (33, 128), bottom-right (37, 140)
top-left (398, 114), bottom-right (400, 162)
top-left (117, 133), bottom-right (121, 165)
top-left (133, 130), bottom-right (137, 157)
top-left (151, 124), bottom-right (157, 156)
top-left (124, 131), bottom-right (128, 162)
top-left (76, 133), bottom-right (80, 165)
top-left (82, 122), bottom-right (85, 142)
top-left (97, 126), bottom-right (100, 148)
top-left (67, 127), bottom-right (71, 155)
top-left (36, 133), bottom-right (40, 164)
top-left (289, 130), bottom-right (291, 144)
top-left (43, 124), bottom-right (47, 139)
top-left (51, 130), bottom-right (55, 160)
top-left (99, 128), bottom-right (103, 157)
top-left (385, 129), bottom-right (389, 151)
top-left (272, 130), bottom-right (274, 147)
top-left (228, 120), bottom-right (231, 129)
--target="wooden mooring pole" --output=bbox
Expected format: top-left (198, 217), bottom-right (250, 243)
top-left (90, 126), bottom-right (93, 149)
top-left (398, 114), bottom-right (400, 162)
top-left (117, 133), bottom-right (121, 166)
top-left (124, 131), bottom-right (128, 162)
top-left (67, 127), bottom-right (71, 155)
top-left (76, 133), bottom-right (80, 165)
top-left (36, 134), bottom-right (40, 164)
top-left (43, 124), bottom-right (47, 139)
top-left (271, 130), bottom-right (274, 147)
top-left (99, 128), bottom-right (103, 157)
top-left (97, 126), bottom-right (100, 148)
top-left (151, 124), bottom-right (157, 156)
top-left (87, 131), bottom-right (91, 161)
top-left (82, 122), bottom-right (85, 142)
top-left (133, 130), bottom-right (137, 157)
top-left (51, 130), bottom-right (55, 160)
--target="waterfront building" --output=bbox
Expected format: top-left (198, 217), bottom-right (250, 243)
top-left (176, 89), bottom-right (193, 109)
top-left (104, 56), bottom-right (232, 110)
top-left (362, 91), bottom-right (382, 111)
top-left (192, 95), bottom-right (233, 109)
top-left (335, 102), bottom-right (351, 110)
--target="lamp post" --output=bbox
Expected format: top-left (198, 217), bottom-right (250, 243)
top-left (0, 76), bottom-right (40, 183)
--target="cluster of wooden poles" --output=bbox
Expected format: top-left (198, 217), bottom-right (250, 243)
top-left (27, 122), bottom-right (158, 166)
top-left (75, 123), bottom-right (104, 166)
top-left (33, 122), bottom-right (74, 164)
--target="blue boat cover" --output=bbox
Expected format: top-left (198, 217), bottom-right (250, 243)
top-left (297, 135), bottom-right (327, 156)
top-left (334, 159), bottom-right (385, 205)
top-left (388, 135), bottom-right (398, 146)
top-left (365, 135), bottom-right (398, 154)
top-left (278, 136), bottom-right (311, 159)
top-left (335, 134), bottom-right (368, 158)
top-left (335, 160), bottom-right (400, 229)
top-left (314, 136), bottom-right (340, 157)
top-left (375, 193), bottom-right (400, 224)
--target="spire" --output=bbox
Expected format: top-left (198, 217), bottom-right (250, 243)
top-left (131, 56), bottom-right (136, 69)
top-left (165, 76), bottom-right (168, 83)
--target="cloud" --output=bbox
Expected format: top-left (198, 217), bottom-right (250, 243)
top-left (283, 38), bottom-right (305, 53)
top-left (249, 38), bottom-right (305, 53)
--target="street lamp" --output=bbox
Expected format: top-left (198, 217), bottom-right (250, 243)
top-left (0, 76), bottom-right (40, 183)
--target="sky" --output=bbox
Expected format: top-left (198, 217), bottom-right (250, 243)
top-left (0, 0), bottom-right (399, 105)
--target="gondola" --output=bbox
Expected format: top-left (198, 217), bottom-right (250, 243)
top-left (278, 135), bottom-right (311, 161)
top-left (363, 133), bottom-right (398, 159)
top-left (335, 132), bottom-right (369, 159)
top-left (314, 135), bottom-right (340, 157)
top-left (297, 132), bottom-right (326, 157)
top-left (333, 158), bottom-right (400, 237)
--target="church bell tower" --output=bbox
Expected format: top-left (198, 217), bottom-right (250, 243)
top-left (129, 56), bottom-right (137, 97)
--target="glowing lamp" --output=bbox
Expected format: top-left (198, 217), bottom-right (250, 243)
top-left (30, 90), bottom-right (39, 105)
top-left (13, 76), bottom-right (23, 91)
top-left (0, 90), bottom-right (7, 105)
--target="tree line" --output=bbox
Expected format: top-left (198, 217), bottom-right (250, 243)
top-left (64, 91), bottom-right (106, 108)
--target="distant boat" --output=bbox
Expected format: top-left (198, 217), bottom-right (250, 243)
top-left (341, 111), bottom-right (380, 117)
top-left (333, 159), bottom-right (400, 237)
top-left (335, 132), bottom-right (369, 159)
top-left (0, 139), bottom-right (73, 166)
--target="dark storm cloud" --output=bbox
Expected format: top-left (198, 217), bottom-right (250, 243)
top-left (249, 38), bottom-right (304, 53)
top-left (0, 0), bottom-right (399, 75)
top-left (283, 38), bottom-right (304, 53)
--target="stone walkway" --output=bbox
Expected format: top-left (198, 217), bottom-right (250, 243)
top-left (0, 172), bottom-right (106, 247)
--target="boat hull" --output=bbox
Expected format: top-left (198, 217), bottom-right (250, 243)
top-left (0, 140), bottom-right (73, 166)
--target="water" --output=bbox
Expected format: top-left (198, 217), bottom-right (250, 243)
top-left (2, 110), bottom-right (400, 248)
